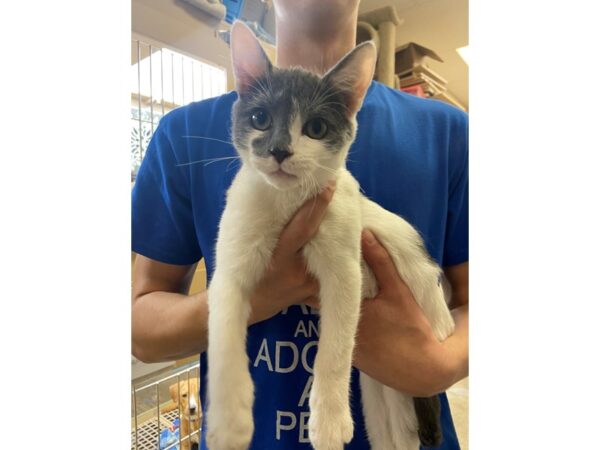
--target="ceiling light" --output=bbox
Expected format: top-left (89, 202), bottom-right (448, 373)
top-left (457, 46), bottom-right (469, 65)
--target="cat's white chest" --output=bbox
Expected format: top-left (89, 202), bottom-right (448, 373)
top-left (215, 167), bottom-right (361, 290)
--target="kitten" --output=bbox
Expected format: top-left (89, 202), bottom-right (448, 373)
top-left (206, 21), bottom-right (455, 450)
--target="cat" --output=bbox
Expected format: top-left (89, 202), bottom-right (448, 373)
top-left (206, 21), bottom-right (455, 450)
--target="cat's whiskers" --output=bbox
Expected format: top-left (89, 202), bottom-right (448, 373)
top-left (226, 158), bottom-right (241, 172)
top-left (296, 169), bottom-right (317, 205)
top-left (318, 97), bottom-right (352, 117)
top-left (308, 94), bottom-right (352, 121)
top-left (248, 82), bottom-right (269, 101)
top-left (307, 81), bottom-right (325, 111)
top-left (345, 151), bottom-right (358, 164)
top-left (250, 67), bottom-right (273, 98)
top-left (312, 86), bottom-right (339, 105)
top-left (264, 71), bottom-right (274, 97)
top-left (309, 72), bottom-right (357, 118)
top-left (305, 159), bottom-right (338, 176)
top-left (300, 171), bottom-right (310, 200)
top-left (307, 181), bottom-right (319, 219)
top-left (176, 156), bottom-right (240, 167)
top-left (178, 135), bottom-right (241, 167)
top-left (310, 71), bottom-right (353, 107)
top-left (182, 135), bottom-right (234, 146)
top-left (245, 71), bottom-right (273, 102)
top-left (308, 82), bottom-right (337, 111)
top-left (301, 171), bottom-right (320, 219)
top-left (307, 71), bottom-right (345, 111)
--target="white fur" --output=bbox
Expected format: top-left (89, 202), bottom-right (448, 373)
top-left (206, 160), bottom-right (455, 450)
top-left (207, 23), bottom-right (455, 450)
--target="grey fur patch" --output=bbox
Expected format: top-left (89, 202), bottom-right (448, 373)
top-left (413, 396), bottom-right (443, 448)
top-left (232, 67), bottom-right (355, 158)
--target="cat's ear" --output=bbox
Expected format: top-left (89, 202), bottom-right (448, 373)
top-left (230, 20), bottom-right (273, 96)
top-left (322, 41), bottom-right (377, 116)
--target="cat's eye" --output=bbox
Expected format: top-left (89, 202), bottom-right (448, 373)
top-left (303, 118), bottom-right (328, 140)
top-left (182, 393), bottom-right (188, 398)
top-left (250, 109), bottom-right (272, 131)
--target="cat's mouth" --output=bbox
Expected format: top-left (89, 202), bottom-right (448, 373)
top-left (269, 168), bottom-right (297, 179)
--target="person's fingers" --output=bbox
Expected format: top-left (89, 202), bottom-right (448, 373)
top-left (361, 229), bottom-right (412, 298)
top-left (274, 180), bottom-right (336, 257)
top-left (303, 296), bottom-right (321, 309)
top-left (302, 276), bottom-right (320, 297)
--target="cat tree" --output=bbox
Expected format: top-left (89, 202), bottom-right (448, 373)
top-left (356, 5), bottom-right (403, 88)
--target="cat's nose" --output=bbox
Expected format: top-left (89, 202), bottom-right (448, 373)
top-left (269, 147), bottom-right (292, 164)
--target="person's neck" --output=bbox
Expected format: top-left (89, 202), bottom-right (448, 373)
top-left (275, 17), bottom-right (358, 74)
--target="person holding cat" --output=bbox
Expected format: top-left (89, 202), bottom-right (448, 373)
top-left (132, 0), bottom-right (468, 449)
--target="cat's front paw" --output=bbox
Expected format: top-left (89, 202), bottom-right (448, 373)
top-left (308, 404), bottom-right (354, 450)
top-left (205, 371), bottom-right (254, 450)
top-left (205, 404), bottom-right (254, 450)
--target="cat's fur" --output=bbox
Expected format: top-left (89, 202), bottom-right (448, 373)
top-left (206, 22), bottom-right (455, 450)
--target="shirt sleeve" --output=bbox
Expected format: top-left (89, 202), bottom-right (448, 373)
top-left (132, 118), bottom-right (202, 265)
top-left (442, 112), bottom-right (469, 267)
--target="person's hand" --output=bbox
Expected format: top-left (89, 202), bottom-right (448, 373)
top-left (353, 229), bottom-right (454, 396)
top-left (248, 181), bottom-right (336, 325)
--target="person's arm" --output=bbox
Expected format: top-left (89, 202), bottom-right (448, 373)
top-left (440, 260), bottom-right (469, 385)
top-left (352, 230), bottom-right (468, 397)
top-left (131, 183), bottom-right (336, 363)
top-left (131, 257), bottom-right (207, 362)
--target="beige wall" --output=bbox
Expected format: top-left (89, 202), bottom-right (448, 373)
top-left (131, 253), bottom-right (207, 295)
top-left (359, 0), bottom-right (468, 108)
top-left (133, 0), bottom-right (277, 92)
top-left (189, 259), bottom-right (207, 294)
top-left (132, 0), bottom-right (235, 90)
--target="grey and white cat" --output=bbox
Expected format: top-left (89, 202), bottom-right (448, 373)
top-left (206, 22), bottom-right (455, 450)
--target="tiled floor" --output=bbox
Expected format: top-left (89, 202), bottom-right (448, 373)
top-left (447, 377), bottom-right (469, 450)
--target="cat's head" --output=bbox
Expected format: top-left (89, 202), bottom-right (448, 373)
top-left (230, 21), bottom-right (376, 190)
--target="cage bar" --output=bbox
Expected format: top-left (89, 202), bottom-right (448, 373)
top-left (149, 44), bottom-right (154, 135)
top-left (136, 40), bottom-right (143, 170)
top-left (132, 363), bottom-right (200, 450)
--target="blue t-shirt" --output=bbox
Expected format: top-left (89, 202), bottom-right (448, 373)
top-left (132, 81), bottom-right (469, 449)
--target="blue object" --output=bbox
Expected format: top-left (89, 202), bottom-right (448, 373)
top-left (222, 0), bottom-right (245, 24)
top-left (159, 418), bottom-right (181, 450)
top-left (132, 81), bottom-right (468, 449)
top-left (159, 428), bottom-right (179, 450)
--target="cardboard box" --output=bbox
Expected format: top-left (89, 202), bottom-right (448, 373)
top-left (398, 64), bottom-right (447, 87)
top-left (395, 42), bottom-right (444, 75)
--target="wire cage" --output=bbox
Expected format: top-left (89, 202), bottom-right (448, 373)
top-left (132, 362), bottom-right (201, 450)
top-left (131, 37), bottom-right (228, 180)
top-left (130, 35), bottom-right (226, 450)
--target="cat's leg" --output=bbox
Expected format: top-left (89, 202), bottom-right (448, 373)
top-left (362, 372), bottom-right (421, 450)
top-left (308, 261), bottom-right (362, 450)
top-left (360, 198), bottom-right (455, 341)
top-left (360, 372), bottom-right (396, 450)
top-left (376, 247), bottom-right (446, 449)
top-left (360, 262), bottom-right (397, 450)
top-left (382, 386), bottom-right (420, 450)
top-left (206, 274), bottom-right (254, 450)
top-left (360, 199), bottom-right (453, 449)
